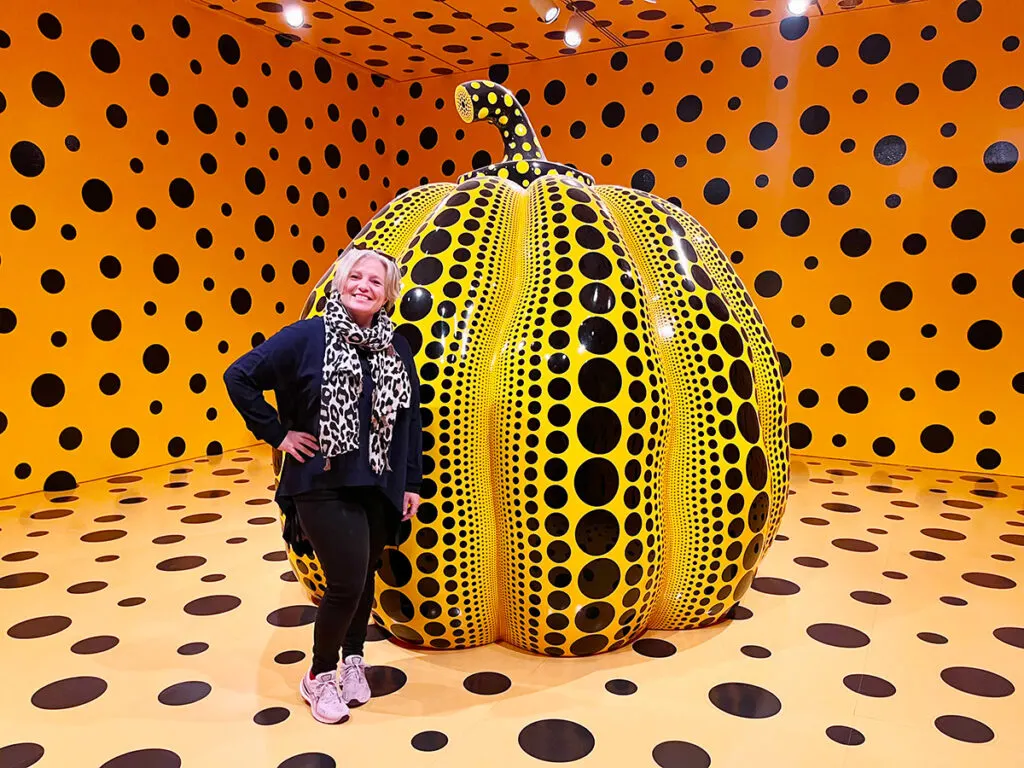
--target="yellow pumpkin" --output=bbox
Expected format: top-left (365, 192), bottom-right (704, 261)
top-left (276, 79), bottom-right (790, 657)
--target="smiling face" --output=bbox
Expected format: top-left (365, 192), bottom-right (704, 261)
top-left (339, 255), bottom-right (388, 326)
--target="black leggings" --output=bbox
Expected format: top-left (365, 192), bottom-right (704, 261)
top-left (293, 487), bottom-right (388, 675)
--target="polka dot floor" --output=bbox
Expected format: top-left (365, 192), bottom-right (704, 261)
top-left (1, 447), bottom-right (1021, 768)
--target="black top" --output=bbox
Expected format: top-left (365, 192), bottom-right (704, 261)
top-left (222, 316), bottom-right (423, 527)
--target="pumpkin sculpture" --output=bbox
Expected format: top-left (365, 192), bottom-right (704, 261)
top-left (276, 80), bottom-right (790, 657)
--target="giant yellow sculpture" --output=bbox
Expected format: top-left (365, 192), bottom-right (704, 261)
top-left (277, 80), bottom-right (790, 656)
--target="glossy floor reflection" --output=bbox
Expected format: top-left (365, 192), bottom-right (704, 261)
top-left (1, 448), bottom-right (1022, 767)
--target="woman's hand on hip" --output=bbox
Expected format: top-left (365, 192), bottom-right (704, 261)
top-left (277, 431), bottom-right (319, 463)
top-left (403, 492), bottom-right (421, 521)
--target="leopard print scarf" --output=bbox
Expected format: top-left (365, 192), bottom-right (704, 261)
top-left (320, 294), bottom-right (411, 474)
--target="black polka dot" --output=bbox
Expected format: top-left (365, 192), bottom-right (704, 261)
top-left (605, 679), bottom-right (638, 695)
top-left (919, 424), bottom-right (954, 453)
top-left (32, 71), bottom-right (66, 107)
top-left (184, 595), bottom-right (241, 616)
top-left (158, 681), bottom-right (211, 706)
top-left (544, 80), bottom-right (566, 105)
top-left (843, 674), bottom-right (896, 697)
top-left (708, 682), bottom-right (781, 718)
top-left (633, 638), bottom-right (677, 658)
top-left (676, 95), bottom-right (703, 122)
top-left (874, 135), bottom-right (907, 165)
top-left (411, 731), bottom-right (448, 751)
top-left (826, 726), bottom-right (866, 746)
top-left (276, 755), bottom-right (335, 768)
top-left (365, 665), bottom-right (407, 697)
top-left (799, 106), bottom-right (830, 135)
top-left (193, 104), bottom-right (218, 134)
top-left (967, 319), bottom-right (1001, 350)
top-left (880, 282), bottom-right (913, 311)
top-left (752, 577), bottom-right (799, 595)
top-left (602, 102), bottom-right (625, 128)
top-left (10, 141), bottom-right (45, 177)
top-left (754, 271), bottom-right (782, 298)
top-left (72, 635), bottom-right (120, 654)
top-left (943, 59), bottom-right (977, 91)
top-left (0, 743), bottom-right (45, 767)
top-left (780, 16), bottom-right (809, 41)
top-left (652, 741), bottom-right (712, 767)
top-left (218, 34), bottom-right (240, 64)
top-left (266, 605), bottom-right (316, 627)
top-left (90, 40), bottom-right (120, 73)
top-left (934, 715), bottom-right (994, 743)
top-left (781, 209), bottom-right (810, 237)
top-left (518, 720), bottom-right (595, 762)
top-left (984, 141), bottom-right (1018, 173)
top-left (31, 676), bottom-right (107, 709)
top-left (749, 122), bottom-right (778, 151)
top-left (859, 34), bottom-right (891, 64)
top-left (7, 615), bottom-right (72, 639)
top-left (703, 178), bottom-right (730, 205)
top-left (463, 672), bottom-right (511, 695)
top-left (807, 623), bottom-right (870, 648)
top-left (631, 168), bottom-right (655, 192)
top-left (1000, 86), bottom-right (1024, 110)
top-left (254, 707), bottom-right (289, 725)
top-left (98, 750), bottom-right (181, 768)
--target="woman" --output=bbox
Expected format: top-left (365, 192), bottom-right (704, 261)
top-left (223, 248), bottom-right (423, 725)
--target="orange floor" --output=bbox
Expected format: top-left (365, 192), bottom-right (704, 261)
top-left (1, 448), bottom-right (1021, 768)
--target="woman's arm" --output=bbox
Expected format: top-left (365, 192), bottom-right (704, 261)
top-left (222, 322), bottom-right (305, 449)
top-left (402, 342), bottom-right (424, 493)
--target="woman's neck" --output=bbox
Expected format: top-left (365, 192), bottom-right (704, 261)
top-left (343, 305), bottom-right (373, 328)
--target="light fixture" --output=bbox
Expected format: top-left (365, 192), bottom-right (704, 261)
top-left (787, 0), bottom-right (810, 14)
top-left (530, 0), bottom-right (560, 24)
top-left (564, 13), bottom-right (586, 48)
top-left (284, 5), bottom-right (304, 28)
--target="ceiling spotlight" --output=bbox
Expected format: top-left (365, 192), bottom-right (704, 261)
top-left (530, 0), bottom-right (560, 24)
top-left (787, 0), bottom-right (811, 13)
top-left (564, 13), bottom-right (586, 48)
top-left (284, 5), bottom-right (304, 28)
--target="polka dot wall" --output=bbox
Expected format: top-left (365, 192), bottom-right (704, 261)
top-left (382, 0), bottom-right (1023, 477)
top-left (3, 0), bottom-right (1021, 496)
top-left (0, 0), bottom-right (392, 497)
top-left (1, 0), bottom-right (1022, 762)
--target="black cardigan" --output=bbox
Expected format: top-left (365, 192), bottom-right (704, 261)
top-left (223, 316), bottom-right (423, 548)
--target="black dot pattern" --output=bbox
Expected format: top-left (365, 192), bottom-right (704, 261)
top-left (1, 4), bottom-right (1021, 761)
top-left (281, 80), bottom-right (789, 654)
top-left (0, 5), bottom-right (387, 496)
top-left (0, 446), bottom-right (1020, 762)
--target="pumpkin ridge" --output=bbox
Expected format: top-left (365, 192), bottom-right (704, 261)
top-left (631, 191), bottom-right (790, 553)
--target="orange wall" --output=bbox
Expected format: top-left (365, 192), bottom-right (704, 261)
top-left (2, 0), bottom-right (1022, 497)
top-left (0, 0), bottom-right (393, 496)
top-left (383, 0), bottom-right (1023, 477)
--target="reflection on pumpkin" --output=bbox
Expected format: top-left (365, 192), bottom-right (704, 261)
top-left (277, 80), bottom-right (790, 657)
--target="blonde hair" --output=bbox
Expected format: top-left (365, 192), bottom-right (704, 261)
top-left (331, 248), bottom-right (403, 312)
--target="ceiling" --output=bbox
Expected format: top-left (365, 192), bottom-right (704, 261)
top-left (190, 0), bottom-right (921, 81)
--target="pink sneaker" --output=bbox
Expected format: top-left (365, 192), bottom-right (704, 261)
top-left (341, 655), bottom-right (372, 706)
top-left (299, 668), bottom-right (350, 724)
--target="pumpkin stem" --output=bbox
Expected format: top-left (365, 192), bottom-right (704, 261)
top-left (455, 80), bottom-right (546, 163)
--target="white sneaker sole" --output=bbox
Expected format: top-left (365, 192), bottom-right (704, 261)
top-left (299, 678), bottom-right (349, 724)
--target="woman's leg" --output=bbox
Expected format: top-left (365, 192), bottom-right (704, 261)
top-left (293, 490), bottom-right (372, 675)
top-left (342, 492), bottom-right (390, 660)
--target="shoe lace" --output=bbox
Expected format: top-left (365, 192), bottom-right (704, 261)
top-left (315, 671), bottom-right (343, 705)
top-left (343, 657), bottom-right (366, 690)
top-left (331, 673), bottom-right (344, 704)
